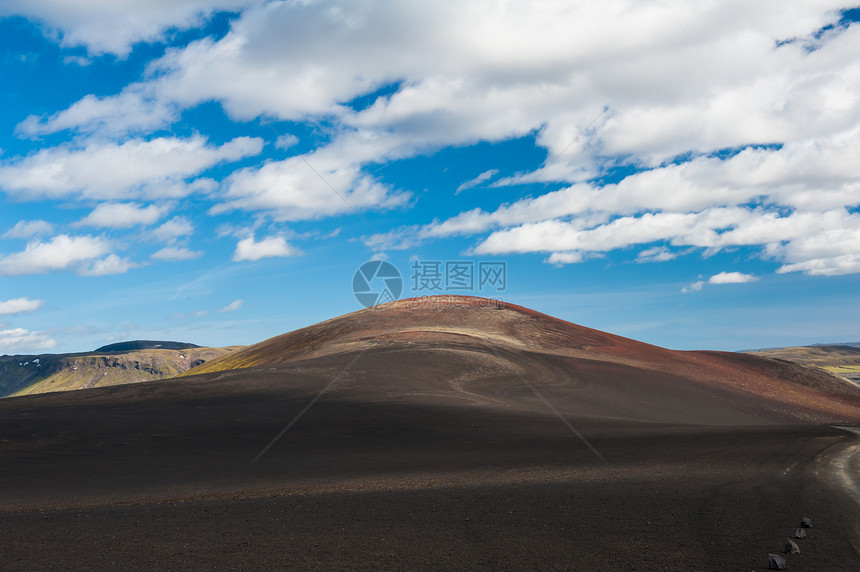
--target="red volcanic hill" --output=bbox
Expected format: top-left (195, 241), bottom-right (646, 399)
top-left (187, 295), bottom-right (860, 425)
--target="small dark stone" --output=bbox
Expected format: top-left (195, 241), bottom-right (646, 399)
top-left (800, 517), bottom-right (812, 528)
top-left (784, 539), bottom-right (800, 554)
top-left (794, 528), bottom-right (806, 539)
top-left (768, 553), bottom-right (786, 570)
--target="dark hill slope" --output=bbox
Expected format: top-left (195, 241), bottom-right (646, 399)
top-left (186, 296), bottom-right (860, 424)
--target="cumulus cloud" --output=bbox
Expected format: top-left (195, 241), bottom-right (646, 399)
top-left (462, 204), bottom-right (860, 274)
top-left (17, 88), bottom-right (179, 137)
top-left (0, 136), bottom-right (263, 201)
top-left (215, 149), bottom-right (410, 220)
top-left (472, 210), bottom-right (739, 256)
top-left (0, 0), bottom-right (261, 56)
top-left (708, 271), bottom-right (759, 284)
top-left (219, 299), bottom-right (244, 313)
top-left (777, 254), bottom-right (860, 276)
top-left (0, 234), bottom-right (111, 276)
top-left (547, 251), bottom-right (585, 265)
top-left (152, 216), bottom-right (195, 242)
top-left (232, 235), bottom-right (298, 261)
top-left (0, 328), bottom-right (56, 354)
top-left (9, 1), bottom-right (860, 275)
top-left (3, 220), bottom-right (55, 239)
top-left (683, 271), bottom-right (758, 292)
top-left (40, 1), bottom-right (853, 152)
top-left (0, 297), bottom-right (44, 316)
top-left (78, 254), bottom-right (140, 276)
top-left (636, 246), bottom-right (677, 263)
top-left (77, 202), bottom-right (169, 229)
top-left (151, 246), bottom-right (203, 261)
top-left (275, 134), bottom-right (299, 150)
top-left (371, 124), bottom-right (860, 268)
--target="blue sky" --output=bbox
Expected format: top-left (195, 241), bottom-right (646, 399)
top-left (1, 0), bottom-right (859, 354)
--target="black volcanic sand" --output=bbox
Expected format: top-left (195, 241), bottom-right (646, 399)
top-left (2, 354), bottom-right (859, 570)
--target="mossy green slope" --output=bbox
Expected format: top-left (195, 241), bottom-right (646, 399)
top-left (747, 345), bottom-right (860, 385)
top-left (0, 346), bottom-right (241, 398)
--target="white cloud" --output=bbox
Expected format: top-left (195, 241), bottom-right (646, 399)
top-left (430, 128), bottom-right (860, 235)
top-left (0, 0), bottom-right (261, 56)
top-left (17, 88), bottom-right (179, 137)
top-left (152, 216), bottom-right (195, 242)
top-left (42, 0), bottom-right (845, 146)
top-left (472, 209), bottom-right (744, 256)
top-left (422, 209), bottom-right (499, 238)
top-left (78, 254), bottom-right (139, 276)
top-left (768, 218), bottom-right (860, 275)
top-left (232, 235), bottom-right (298, 262)
top-left (151, 246), bottom-right (203, 261)
top-left (215, 150), bottom-right (410, 220)
top-left (77, 202), bottom-right (169, 229)
top-left (0, 328), bottom-right (56, 354)
top-left (0, 234), bottom-right (111, 276)
top-left (275, 134), bottom-right (299, 150)
top-left (708, 271), bottom-right (758, 284)
top-left (219, 299), bottom-right (244, 313)
top-left (777, 254), bottom-right (860, 276)
top-left (10, 0), bottom-right (860, 275)
top-left (363, 225), bottom-right (424, 251)
top-left (63, 55), bottom-right (91, 67)
top-left (23, 1), bottom-right (860, 165)
top-left (3, 220), bottom-right (55, 239)
top-left (682, 280), bottom-right (705, 294)
top-left (0, 136), bottom-right (263, 201)
top-left (376, 122), bottom-right (860, 256)
top-left (683, 271), bottom-right (758, 293)
top-left (636, 246), bottom-right (677, 263)
top-left (462, 205), bottom-right (860, 275)
top-left (547, 251), bottom-right (585, 265)
top-left (0, 297), bottom-right (44, 316)
top-left (363, 207), bottom-right (503, 250)
top-left (456, 169), bottom-right (499, 194)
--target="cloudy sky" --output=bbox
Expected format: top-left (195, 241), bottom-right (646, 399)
top-left (1, 0), bottom-right (859, 354)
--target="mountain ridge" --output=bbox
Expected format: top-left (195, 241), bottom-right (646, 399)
top-left (0, 343), bottom-right (239, 398)
top-left (747, 344), bottom-right (860, 386)
top-left (94, 340), bottom-right (201, 353)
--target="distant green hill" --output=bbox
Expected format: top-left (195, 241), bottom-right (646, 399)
top-left (95, 340), bottom-right (201, 352)
top-left (0, 343), bottom-right (240, 398)
top-left (746, 344), bottom-right (860, 385)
